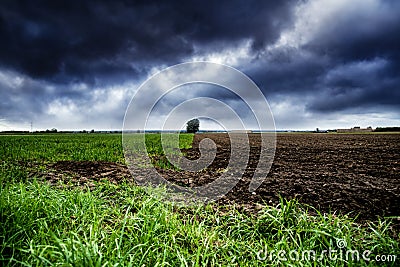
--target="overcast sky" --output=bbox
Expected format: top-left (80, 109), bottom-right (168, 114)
top-left (0, 0), bottom-right (399, 131)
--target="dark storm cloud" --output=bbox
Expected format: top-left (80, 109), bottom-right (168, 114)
top-left (247, 46), bottom-right (330, 95)
top-left (0, 0), bottom-right (399, 130)
top-left (306, 58), bottom-right (400, 112)
top-left (244, 0), bottom-right (400, 116)
top-left (0, 69), bottom-right (50, 121)
top-left (303, 0), bottom-right (400, 113)
top-left (0, 0), bottom-right (296, 85)
top-left (0, 68), bottom-right (94, 123)
top-left (302, 1), bottom-right (400, 62)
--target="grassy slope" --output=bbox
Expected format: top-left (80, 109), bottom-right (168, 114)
top-left (0, 134), bottom-right (399, 266)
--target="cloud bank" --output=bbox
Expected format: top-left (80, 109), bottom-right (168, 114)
top-left (0, 0), bottom-right (399, 130)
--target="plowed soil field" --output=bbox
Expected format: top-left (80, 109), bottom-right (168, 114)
top-left (162, 133), bottom-right (400, 220)
top-left (45, 133), bottom-right (400, 221)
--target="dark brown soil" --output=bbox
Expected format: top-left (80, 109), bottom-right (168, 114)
top-left (161, 133), bottom-right (400, 220)
top-left (36, 133), bottom-right (400, 221)
top-left (34, 161), bottom-right (132, 189)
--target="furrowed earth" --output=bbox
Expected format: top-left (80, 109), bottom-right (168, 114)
top-left (36, 133), bottom-right (400, 222)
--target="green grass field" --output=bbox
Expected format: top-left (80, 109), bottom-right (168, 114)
top-left (0, 134), bottom-right (398, 266)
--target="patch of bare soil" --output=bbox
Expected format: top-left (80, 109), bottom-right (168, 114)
top-left (32, 161), bottom-right (132, 189)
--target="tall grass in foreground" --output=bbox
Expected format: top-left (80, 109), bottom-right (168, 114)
top-left (1, 179), bottom-right (399, 266)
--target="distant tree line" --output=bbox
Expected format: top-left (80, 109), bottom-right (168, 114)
top-left (374, 127), bottom-right (400, 132)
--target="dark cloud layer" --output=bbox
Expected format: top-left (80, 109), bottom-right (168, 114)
top-left (246, 0), bottom-right (400, 115)
top-left (0, 0), bottom-right (399, 130)
top-left (0, 0), bottom-right (295, 84)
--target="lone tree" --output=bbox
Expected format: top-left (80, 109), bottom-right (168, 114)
top-left (186, 118), bottom-right (200, 133)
